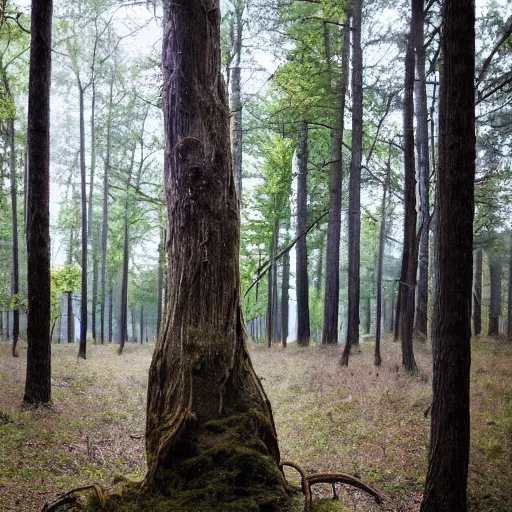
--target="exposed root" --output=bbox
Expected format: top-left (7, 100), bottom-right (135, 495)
top-left (280, 460), bottom-right (390, 512)
top-left (42, 484), bottom-right (106, 512)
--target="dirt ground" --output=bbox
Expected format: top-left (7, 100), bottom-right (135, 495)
top-left (0, 336), bottom-right (511, 511)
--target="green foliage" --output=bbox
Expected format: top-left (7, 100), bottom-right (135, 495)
top-left (51, 265), bottom-right (81, 321)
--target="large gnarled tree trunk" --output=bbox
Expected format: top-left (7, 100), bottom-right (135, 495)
top-left (420, 0), bottom-right (475, 508)
top-left (142, 2), bottom-right (289, 509)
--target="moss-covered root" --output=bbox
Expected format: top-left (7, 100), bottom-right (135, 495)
top-left (80, 411), bottom-right (292, 512)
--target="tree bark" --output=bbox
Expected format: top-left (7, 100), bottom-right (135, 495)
top-left (375, 159), bottom-right (390, 366)
top-left (108, 283), bottom-right (113, 343)
top-left (296, 121), bottom-right (310, 346)
top-left (118, 202), bottom-right (129, 354)
top-left (342, 0), bottom-right (363, 365)
top-left (78, 84), bottom-right (88, 359)
top-left (281, 240), bottom-right (290, 348)
top-left (24, 0), bottom-right (53, 405)
top-left (413, 0), bottom-right (430, 338)
top-left (9, 118), bottom-right (19, 357)
top-left (488, 255), bottom-right (502, 337)
top-left (508, 235), bottom-right (512, 341)
top-left (100, 75), bottom-right (113, 344)
top-left (230, 0), bottom-right (243, 202)
top-left (144, 4), bottom-right (288, 509)
top-left (322, 20), bottom-right (350, 346)
top-left (140, 305), bottom-right (144, 345)
top-left (473, 248), bottom-right (482, 335)
top-left (420, 0), bottom-right (475, 508)
top-left (156, 227), bottom-right (164, 341)
top-left (397, 21), bottom-right (418, 373)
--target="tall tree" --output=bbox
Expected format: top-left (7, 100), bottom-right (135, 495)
top-left (413, 0), bottom-right (430, 337)
top-left (9, 117), bottom-right (19, 357)
top-left (341, 0), bottom-right (363, 364)
top-left (143, 2), bottom-right (288, 509)
top-left (421, 0), bottom-right (475, 508)
top-left (296, 120), bottom-right (310, 346)
top-left (374, 154), bottom-right (391, 367)
top-left (473, 248), bottom-right (482, 335)
top-left (396, 8), bottom-right (418, 373)
top-left (322, 15), bottom-right (350, 346)
top-left (487, 252), bottom-right (502, 336)
top-left (508, 234), bottom-right (512, 341)
top-left (228, 0), bottom-right (244, 202)
top-left (24, 0), bottom-right (53, 405)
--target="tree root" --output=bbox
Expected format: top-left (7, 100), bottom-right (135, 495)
top-left (280, 460), bottom-right (389, 512)
top-left (42, 484), bottom-right (106, 512)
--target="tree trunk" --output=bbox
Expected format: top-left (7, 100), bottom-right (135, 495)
top-left (108, 283), bottom-right (113, 343)
top-left (91, 249), bottom-right (98, 342)
top-left (322, 20), bottom-right (349, 346)
top-left (296, 121), bottom-right (310, 346)
top-left (473, 248), bottom-right (482, 335)
top-left (156, 228), bottom-right (164, 341)
top-left (131, 307), bottom-right (137, 343)
top-left (100, 75), bottom-right (113, 344)
top-left (375, 159), bottom-right (390, 366)
top-left (397, 21), bottom-right (418, 373)
top-left (281, 243), bottom-right (290, 348)
top-left (508, 235), bottom-right (512, 341)
top-left (24, 0), bottom-right (53, 405)
top-left (9, 118), bottom-right (19, 357)
top-left (78, 84), bottom-right (88, 359)
top-left (420, 0), bottom-right (475, 509)
top-left (118, 204), bottom-right (129, 354)
top-left (143, 3), bottom-right (288, 509)
top-left (140, 305), bottom-right (144, 345)
top-left (342, 0), bottom-right (363, 365)
top-left (315, 232), bottom-right (324, 296)
top-left (413, 0), bottom-right (430, 338)
top-left (67, 291), bottom-right (74, 343)
top-left (230, 0), bottom-right (243, 202)
top-left (266, 218), bottom-right (278, 347)
top-left (488, 256), bottom-right (502, 337)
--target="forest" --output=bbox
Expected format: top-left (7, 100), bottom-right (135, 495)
top-left (0, 0), bottom-right (511, 510)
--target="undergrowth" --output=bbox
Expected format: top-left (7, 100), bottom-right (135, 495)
top-left (0, 336), bottom-right (511, 511)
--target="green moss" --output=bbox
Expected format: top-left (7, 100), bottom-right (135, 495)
top-left (78, 410), bottom-right (292, 512)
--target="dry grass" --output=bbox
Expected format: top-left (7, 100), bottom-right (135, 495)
top-left (0, 336), bottom-right (511, 511)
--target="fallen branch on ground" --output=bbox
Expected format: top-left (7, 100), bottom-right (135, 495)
top-left (280, 460), bottom-right (389, 511)
top-left (42, 484), bottom-right (106, 512)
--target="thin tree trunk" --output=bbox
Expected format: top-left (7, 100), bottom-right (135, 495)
top-left (230, 0), bottom-right (243, 202)
top-left (108, 283), bottom-right (113, 343)
top-left (272, 219), bottom-right (279, 342)
top-left (365, 297), bottom-right (371, 334)
top-left (420, 0), bottom-right (475, 508)
top-left (296, 121), bottom-right (310, 346)
top-left (473, 248), bottom-right (482, 336)
top-left (413, 0), bottom-right (430, 338)
top-left (145, 5), bottom-right (287, 506)
top-left (100, 76), bottom-right (113, 344)
top-left (78, 84), bottom-right (88, 359)
top-left (131, 307), bottom-right (137, 342)
top-left (118, 203), bottom-right (129, 354)
top-left (91, 249), bottom-right (98, 342)
top-left (342, 0), bottom-right (363, 365)
top-left (24, 0), bottom-right (53, 405)
top-left (140, 305), bottom-right (144, 345)
top-left (323, 19), bottom-right (350, 346)
top-left (315, 232), bottom-right (324, 296)
top-left (375, 160), bottom-right (390, 366)
top-left (508, 235), bottom-right (512, 341)
top-left (9, 118), bottom-right (19, 357)
top-left (281, 242), bottom-right (290, 348)
top-left (397, 21), bottom-right (418, 373)
top-left (488, 256), bottom-right (502, 337)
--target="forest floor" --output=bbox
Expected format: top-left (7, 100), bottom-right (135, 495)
top-left (0, 336), bottom-right (511, 511)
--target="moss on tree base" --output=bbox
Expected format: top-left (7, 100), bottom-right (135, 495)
top-left (71, 411), bottom-right (292, 512)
